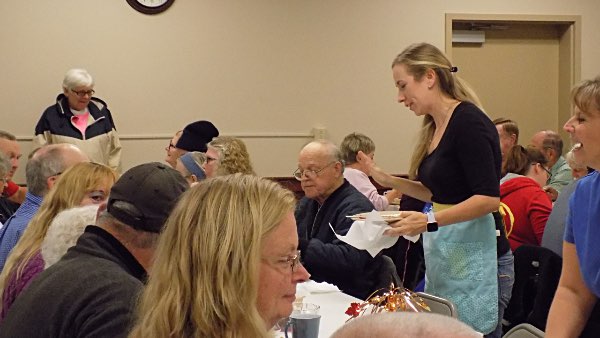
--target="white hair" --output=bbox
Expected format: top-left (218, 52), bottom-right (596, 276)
top-left (62, 68), bottom-right (94, 90)
top-left (331, 312), bottom-right (482, 338)
top-left (41, 205), bottom-right (99, 268)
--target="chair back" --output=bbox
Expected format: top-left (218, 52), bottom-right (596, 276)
top-left (503, 323), bottom-right (545, 338)
top-left (504, 245), bottom-right (562, 331)
top-left (372, 255), bottom-right (402, 292)
top-left (415, 292), bottom-right (457, 318)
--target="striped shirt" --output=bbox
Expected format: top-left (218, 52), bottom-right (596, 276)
top-left (0, 192), bottom-right (43, 272)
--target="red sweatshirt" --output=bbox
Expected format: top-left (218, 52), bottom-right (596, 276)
top-left (500, 176), bottom-right (552, 251)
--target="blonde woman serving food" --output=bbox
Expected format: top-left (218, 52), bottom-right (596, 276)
top-left (360, 43), bottom-right (512, 337)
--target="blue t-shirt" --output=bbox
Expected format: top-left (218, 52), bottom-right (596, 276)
top-left (565, 170), bottom-right (600, 297)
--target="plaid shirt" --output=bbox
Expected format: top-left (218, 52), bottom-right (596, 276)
top-left (0, 192), bottom-right (43, 272)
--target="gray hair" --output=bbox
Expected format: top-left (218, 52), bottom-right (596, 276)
top-left (97, 210), bottom-right (159, 249)
top-left (0, 152), bottom-right (9, 179)
top-left (340, 133), bottom-right (376, 165)
top-left (309, 139), bottom-right (343, 163)
top-left (25, 146), bottom-right (66, 196)
top-left (62, 68), bottom-right (94, 90)
top-left (331, 312), bottom-right (481, 338)
top-left (542, 130), bottom-right (564, 156)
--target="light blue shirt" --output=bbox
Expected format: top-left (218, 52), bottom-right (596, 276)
top-left (548, 156), bottom-right (573, 194)
top-left (0, 192), bottom-right (43, 272)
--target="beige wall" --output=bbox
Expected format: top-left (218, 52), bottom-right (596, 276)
top-left (2, 1), bottom-right (600, 183)
top-left (452, 23), bottom-right (561, 146)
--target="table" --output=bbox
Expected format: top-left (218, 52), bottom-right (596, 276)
top-left (305, 291), bottom-right (359, 337)
top-left (272, 282), bottom-right (360, 338)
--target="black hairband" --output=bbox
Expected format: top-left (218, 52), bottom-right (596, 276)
top-left (450, 66), bottom-right (458, 73)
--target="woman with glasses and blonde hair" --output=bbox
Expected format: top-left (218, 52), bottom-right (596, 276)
top-left (206, 136), bottom-right (256, 177)
top-left (129, 174), bottom-right (310, 338)
top-left (499, 145), bottom-right (552, 251)
top-left (0, 162), bottom-right (116, 320)
top-left (33, 68), bottom-right (122, 172)
top-left (359, 42), bottom-right (512, 337)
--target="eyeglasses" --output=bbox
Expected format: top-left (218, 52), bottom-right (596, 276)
top-left (263, 250), bottom-right (302, 274)
top-left (293, 161), bottom-right (337, 181)
top-left (542, 165), bottom-right (553, 179)
top-left (534, 163), bottom-right (552, 179)
top-left (71, 89), bottom-right (95, 98)
top-left (165, 142), bottom-right (176, 151)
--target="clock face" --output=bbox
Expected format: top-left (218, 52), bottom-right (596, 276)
top-left (126, 0), bottom-right (174, 14)
top-left (137, 0), bottom-right (169, 7)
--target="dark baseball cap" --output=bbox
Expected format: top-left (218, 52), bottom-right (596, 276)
top-left (107, 162), bottom-right (188, 233)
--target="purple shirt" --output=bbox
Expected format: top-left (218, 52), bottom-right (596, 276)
top-left (1, 251), bottom-right (45, 321)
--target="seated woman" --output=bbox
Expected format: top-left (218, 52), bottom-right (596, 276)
top-left (206, 136), bottom-right (256, 177)
top-left (0, 162), bottom-right (116, 320)
top-left (566, 148), bottom-right (589, 179)
top-left (129, 174), bottom-right (310, 337)
top-left (174, 151), bottom-right (206, 185)
top-left (340, 132), bottom-right (401, 211)
top-left (500, 145), bottom-right (553, 251)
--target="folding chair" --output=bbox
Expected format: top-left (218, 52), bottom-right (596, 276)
top-left (503, 323), bottom-right (545, 338)
top-left (415, 292), bottom-right (457, 318)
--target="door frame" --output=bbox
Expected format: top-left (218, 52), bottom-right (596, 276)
top-left (445, 13), bottom-right (581, 141)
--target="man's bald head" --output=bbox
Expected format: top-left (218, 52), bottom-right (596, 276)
top-left (26, 144), bottom-right (89, 196)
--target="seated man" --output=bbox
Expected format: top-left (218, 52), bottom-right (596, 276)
top-left (0, 144), bottom-right (88, 271)
top-left (0, 162), bottom-right (188, 337)
top-left (331, 312), bottom-right (481, 338)
top-left (493, 117), bottom-right (519, 163)
top-left (0, 131), bottom-right (25, 220)
top-left (530, 130), bottom-right (572, 200)
top-left (294, 140), bottom-right (381, 300)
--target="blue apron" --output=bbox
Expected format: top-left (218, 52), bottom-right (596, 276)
top-left (423, 204), bottom-right (498, 334)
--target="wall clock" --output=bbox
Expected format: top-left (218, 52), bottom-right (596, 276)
top-left (126, 0), bottom-right (175, 15)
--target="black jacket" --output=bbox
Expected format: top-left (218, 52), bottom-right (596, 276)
top-left (0, 226), bottom-right (146, 338)
top-left (296, 180), bottom-right (381, 299)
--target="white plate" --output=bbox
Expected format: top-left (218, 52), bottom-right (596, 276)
top-left (347, 211), bottom-right (403, 223)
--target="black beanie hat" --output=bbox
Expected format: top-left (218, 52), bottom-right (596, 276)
top-left (175, 120), bottom-right (219, 152)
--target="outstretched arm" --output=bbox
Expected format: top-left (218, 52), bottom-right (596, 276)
top-left (357, 151), bottom-right (432, 202)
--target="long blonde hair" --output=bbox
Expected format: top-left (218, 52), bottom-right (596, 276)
top-left (129, 174), bottom-right (296, 338)
top-left (0, 162), bottom-right (116, 310)
top-left (392, 42), bottom-right (484, 179)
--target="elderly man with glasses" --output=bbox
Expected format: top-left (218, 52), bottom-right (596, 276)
top-left (33, 68), bottom-right (122, 173)
top-left (0, 144), bottom-right (88, 271)
top-left (294, 140), bottom-right (383, 300)
top-left (530, 130), bottom-right (573, 201)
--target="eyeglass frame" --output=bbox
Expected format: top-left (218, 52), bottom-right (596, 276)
top-left (262, 250), bottom-right (302, 274)
top-left (70, 89), bottom-right (96, 98)
top-left (533, 162), bottom-right (552, 179)
top-left (293, 161), bottom-right (339, 181)
top-left (541, 165), bottom-right (553, 179)
top-left (165, 142), bottom-right (176, 151)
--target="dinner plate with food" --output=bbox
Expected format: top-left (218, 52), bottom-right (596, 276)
top-left (346, 210), bottom-right (403, 223)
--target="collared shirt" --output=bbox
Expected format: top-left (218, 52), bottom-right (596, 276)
top-left (343, 167), bottom-right (389, 211)
top-left (0, 192), bottom-right (43, 271)
top-left (547, 155), bottom-right (573, 194)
